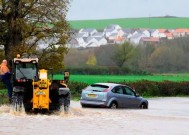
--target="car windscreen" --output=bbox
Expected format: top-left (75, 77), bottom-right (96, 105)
top-left (15, 62), bottom-right (37, 79)
top-left (85, 84), bottom-right (109, 92)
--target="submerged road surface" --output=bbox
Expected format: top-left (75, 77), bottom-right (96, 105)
top-left (0, 97), bottom-right (189, 135)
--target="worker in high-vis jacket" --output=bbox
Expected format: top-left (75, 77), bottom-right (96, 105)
top-left (0, 60), bottom-right (13, 102)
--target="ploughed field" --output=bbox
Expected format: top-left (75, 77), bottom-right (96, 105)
top-left (53, 74), bottom-right (189, 84)
top-left (0, 97), bottom-right (189, 135)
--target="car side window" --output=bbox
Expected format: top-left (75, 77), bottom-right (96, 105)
top-left (112, 86), bottom-right (123, 94)
top-left (123, 86), bottom-right (135, 96)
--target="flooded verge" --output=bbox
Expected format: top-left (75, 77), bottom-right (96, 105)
top-left (0, 97), bottom-right (189, 135)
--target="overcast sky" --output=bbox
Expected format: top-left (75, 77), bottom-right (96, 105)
top-left (67, 0), bottom-right (189, 20)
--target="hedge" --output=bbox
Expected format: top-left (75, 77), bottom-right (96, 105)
top-left (65, 67), bottom-right (150, 75)
top-left (68, 80), bottom-right (189, 98)
top-left (1, 80), bottom-right (189, 104)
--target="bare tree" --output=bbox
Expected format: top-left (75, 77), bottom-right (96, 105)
top-left (112, 42), bottom-right (136, 68)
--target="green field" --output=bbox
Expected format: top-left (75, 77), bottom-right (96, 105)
top-left (53, 74), bottom-right (189, 84)
top-left (69, 17), bottom-right (189, 29)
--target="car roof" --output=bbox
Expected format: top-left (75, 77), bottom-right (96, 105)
top-left (92, 83), bottom-right (123, 87)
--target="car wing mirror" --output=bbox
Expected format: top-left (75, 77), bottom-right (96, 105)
top-left (135, 93), bottom-right (140, 97)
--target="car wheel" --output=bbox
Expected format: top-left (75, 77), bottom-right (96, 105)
top-left (140, 103), bottom-right (148, 109)
top-left (109, 102), bottom-right (118, 109)
top-left (81, 104), bottom-right (87, 108)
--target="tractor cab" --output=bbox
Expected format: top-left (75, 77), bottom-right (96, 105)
top-left (13, 54), bottom-right (39, 85)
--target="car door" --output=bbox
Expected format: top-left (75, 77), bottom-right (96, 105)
top-left (122, 86), bottom-right (141, 108)
top-left (111, 86), bottom-right (126, 108)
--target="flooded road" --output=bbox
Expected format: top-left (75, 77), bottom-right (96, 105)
top-left (0, 97), bottom-right (189, 135)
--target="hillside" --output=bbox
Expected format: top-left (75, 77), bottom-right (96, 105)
top-left (69, 17), bottom-right (189, 29)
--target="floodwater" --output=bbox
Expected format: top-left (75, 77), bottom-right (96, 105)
top-left (0, 97), bottom-right (189, 135)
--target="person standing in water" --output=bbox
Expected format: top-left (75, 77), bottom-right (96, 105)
top-left (0, 59), bottom-right (13, 102)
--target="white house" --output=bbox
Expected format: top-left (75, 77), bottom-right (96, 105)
top-left (108, 33), bottom-right (117, 41)
top-left (123, 33), bottom-right (133, 40)
top-left (66, 38), bottom-right (80, 48)
top-left (104, 28), bottom-right (118, 38)
top-left (84, 37), bottom-right (108, 47)
top-left (148, 29), bottom-right (159, 37)
top-left (104, 24), bottom-right (122, 31)
top-left (142, 30), bottom-right (151, 37)
top-left (95, 37), bottom-right (108, 45)
top-left (79, 28), bottom-right (98, 37)
top-left (158, 29), bottom-right (167, 38)
top-left (37, 37), bottom-right (58, 50)
top-left (117, 29), bottom-right (125, 37)
top-left (140, 37), bottom-right (160, 45)
top-left (91, 32), bottom-right (105, 38)
top-left (130, 33), bottom-right (146, 45)
top-left (76, 33), bottom-right (88, 38)
top-left (86, 42), bottom-right (99, 48)
top-left (173, 29), bottom-right (189, 37)
top-left (85, 37), bottom-right (98, 47)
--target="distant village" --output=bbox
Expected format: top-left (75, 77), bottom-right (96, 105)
top-left (67, 24), bottom-right (189, 48)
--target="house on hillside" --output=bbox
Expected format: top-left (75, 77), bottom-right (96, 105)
top-left (141, 29), bottom-right (151, 37)
top-left (104, 24), bottom-right (122, 31)
top-left (130, 33), bottom-right (147, 45)
top-left (108, 33), bottom-right (125, 44)
top-left (173, 29), bottom-right (189, 37)
top-left (123, 33), bottom-right (132, 39)
top-left (164, 32), bottom-right (174, 40)
top-left (140, 37), bottom-right (160, 45)
top-left (37, 37), bottom-right (59, 50)
top-left (79, 28), bottom-right (98, 37)
top-left (122, 29), bottom-right (133, 39)
top-left (75, 34), bottom-right (86, 47)
top-left (117, 29), bottom-right (125, 37)
top-left (104, 28), bottom-right (118, 38)
top-left (76, 33), bottom-right (88, 38)
top-left (158, 29), bottom-right (167, 38)
top-left (66, 38), bottom-right (80, 48)
top-left (85, 37), bottom-right (108, 47)
top-left (122, 29), bottom-right (132, 34)
top-left (148, 29), bottom-right (159, 37)
top-left (95, 37), bottom-right (108, 45)
top-left (86, 42), bottom-right (99, 48)
top-left (85, 37), bottom-right (98, 47)
top-left (108, 33), bottom-right (117, 44)
top-left (91, 32), bottom-right (105, 38)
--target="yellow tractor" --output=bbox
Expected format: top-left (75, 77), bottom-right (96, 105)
top-left (11, 53), bottom-right (70, 113)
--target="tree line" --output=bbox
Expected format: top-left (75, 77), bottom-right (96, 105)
top-left (64, 37), bottom-right (189, 74)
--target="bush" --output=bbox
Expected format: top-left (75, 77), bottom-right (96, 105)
top-left (127, 80), bottom-right (189, 97)
top-left (0, 89), bottom-right (9, 104)
top-left (65, 67), bottom-right (151, 75)
top-left (68, 81), bottom-right (88, 98)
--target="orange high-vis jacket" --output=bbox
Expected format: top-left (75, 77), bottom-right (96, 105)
top-left (0, 63), bottom-right (10, 75)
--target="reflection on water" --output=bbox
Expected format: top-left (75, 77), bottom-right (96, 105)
top-left (0, 104), bottom-right (26, 116)
top-left (0, 105), bottom-right (87, 118)
top-left (0, 105), bottom-right (10, 113)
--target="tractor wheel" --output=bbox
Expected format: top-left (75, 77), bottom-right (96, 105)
top-left (59, 92), bottom-right (71, 113)
top-left (12, 94), bottom-right (23, 112)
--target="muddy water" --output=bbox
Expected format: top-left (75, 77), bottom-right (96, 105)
top-left (0, 97), bottom-right (189, 135)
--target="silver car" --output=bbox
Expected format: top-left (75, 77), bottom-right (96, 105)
top-left (80, 83), bottom-right (148, 109)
